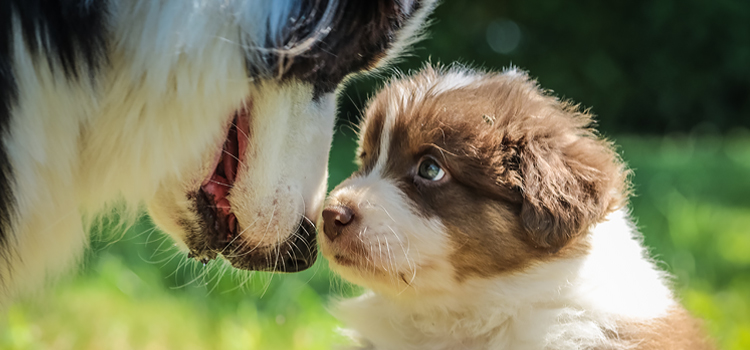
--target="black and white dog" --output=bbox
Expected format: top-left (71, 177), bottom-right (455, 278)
top-left (0, 0), bottom-right (434, 303)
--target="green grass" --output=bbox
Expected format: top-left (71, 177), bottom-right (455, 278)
top-left (2, 132), bottom-right (749, 350)
top-left (619, 135), bottom-right (750, 349)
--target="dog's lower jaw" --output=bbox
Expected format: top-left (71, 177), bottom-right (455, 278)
top-left (182, 214), bottom-right (318, 272)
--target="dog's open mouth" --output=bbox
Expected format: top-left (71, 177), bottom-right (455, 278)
top-left (186, 107), bottom-right (317, 272)
top-left (199, 109), bottom-right (248, 243)
top-left (185, 110), bottom-right (247, 265)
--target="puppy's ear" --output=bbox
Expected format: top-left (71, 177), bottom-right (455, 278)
top-left (511, 114), bottom-right (628, 251)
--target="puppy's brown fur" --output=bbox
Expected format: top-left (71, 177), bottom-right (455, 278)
top-left (323, 65), bottom-right (713, 350)
top-left (357, 66), bottom-right (630, 278)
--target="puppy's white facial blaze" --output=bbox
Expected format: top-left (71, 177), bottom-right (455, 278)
top-left (373, 100), bottom-right (398, 174)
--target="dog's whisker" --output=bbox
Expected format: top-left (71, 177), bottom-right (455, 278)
top-left (230, 121), bottom-right (251, 147)
top-left (228, 205), bottom-right (279, 260)
top-left (221, 149), bottom-right (245, 167)
top-left (259, 247), bottom-right (277, 299)
top-left (218, 215), bottom-right (264, 256)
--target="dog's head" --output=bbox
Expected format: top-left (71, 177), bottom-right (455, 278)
top-left (147, 0), bottom-right (435, 273)
top-left (321, 66), bottom-right (629, 295)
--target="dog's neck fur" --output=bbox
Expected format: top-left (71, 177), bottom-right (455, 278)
top-left (333, 210), bottom-right (676, 350)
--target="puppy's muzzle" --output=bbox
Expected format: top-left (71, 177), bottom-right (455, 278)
top-left (322, 205), bottom-right (355, 241)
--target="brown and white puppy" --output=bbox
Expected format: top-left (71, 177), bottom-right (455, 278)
top-left (321, 66), bottom-right (713, 350)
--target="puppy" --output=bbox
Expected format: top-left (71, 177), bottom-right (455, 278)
top-left (321, 66), bottom-right (713, 349)
top-left (0, 0), bottom-right (435, 303)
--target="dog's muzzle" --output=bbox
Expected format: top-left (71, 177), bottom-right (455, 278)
top-left (182, 107), bottom-right (318, 273)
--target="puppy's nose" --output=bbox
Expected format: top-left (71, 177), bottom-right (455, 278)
top-left (322, 205), bottom-right (354, 241)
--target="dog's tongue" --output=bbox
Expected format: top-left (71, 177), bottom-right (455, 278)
top-left (203, 111), bottom-right (248, 217)
top-left (223, 126), bottom-right (238, 183)
top-left (202, 176), bottom-right (232, 217)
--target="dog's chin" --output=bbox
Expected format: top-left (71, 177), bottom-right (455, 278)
top-left (152, 188), bottom-right (319, 273)
top-left (183, 210), bottom-right (318, 273)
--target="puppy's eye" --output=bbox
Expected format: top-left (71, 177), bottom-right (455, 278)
top-left (417, 158), bottom-right (445, 181)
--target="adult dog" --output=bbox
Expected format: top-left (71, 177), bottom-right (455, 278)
top-left (0, 0), bottom-right (434, 303)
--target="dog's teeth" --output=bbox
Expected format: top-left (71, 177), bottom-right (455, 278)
top-left (202, 179), bottom-right (229, 198)
top-left (228, 214), bottom-right (237, 234)
top-left (216, 198), bottom-right (231, 217)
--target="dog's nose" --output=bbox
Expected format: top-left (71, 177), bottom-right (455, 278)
top-left (322, 205), bottom-right (354, 241)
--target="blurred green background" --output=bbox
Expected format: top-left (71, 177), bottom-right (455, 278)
top-left (2, 1), bottom-right (750, 349)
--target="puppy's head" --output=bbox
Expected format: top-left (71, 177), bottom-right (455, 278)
top-left (147, 0), bottom-right (436, 273)
top-left (321, 66), bottom-right (629, 295)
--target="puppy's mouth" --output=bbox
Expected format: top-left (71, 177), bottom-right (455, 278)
top-left (333, 254), bottom-right (358, 267)
top-left (185, 107), bottom-right (317, 272)
top-left (325, 239), bottom-right (368, 269)
top-left (329, 248), bottom-right (387, 276)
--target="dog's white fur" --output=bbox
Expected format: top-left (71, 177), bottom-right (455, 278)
top-left (0, 0), bottom-right (436, 302)
top-left (5, 1), bottom-right (255, 297)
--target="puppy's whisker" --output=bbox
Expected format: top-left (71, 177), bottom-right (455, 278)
top-left (367, 239), bottom-right (377, 275)
top-left (383, 235), bottom-right (396, 277)
top-left (388, 249), bottom-right (401, 286)
top-left (373, 203), bottom-right (397, 224)
top-left (396, 273), bottom-right (412, 296)
top-left (387, 225), bottom-right (416, 279)
top-left (376, 236), bottom-right (387, 272)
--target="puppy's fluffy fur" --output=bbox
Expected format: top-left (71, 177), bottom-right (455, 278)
top-left (0, 0), bottom-right (435, 303)
top-left (321, 66), bottom-right (713, 349)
